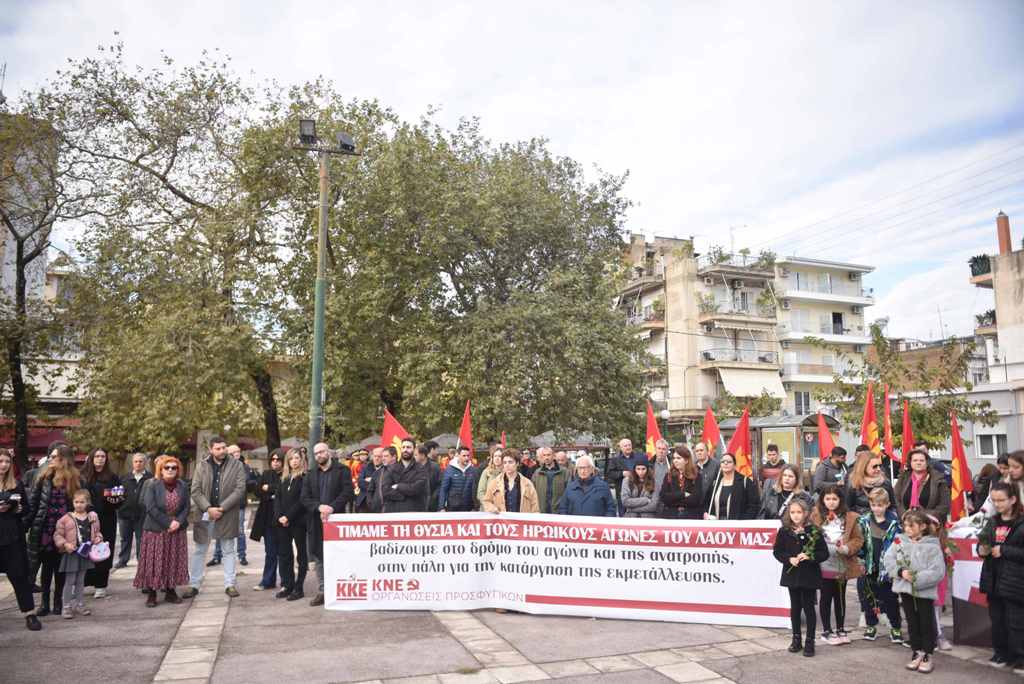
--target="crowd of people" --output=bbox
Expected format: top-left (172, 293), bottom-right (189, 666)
top-left (0, 435), bottom-right (1021, 675)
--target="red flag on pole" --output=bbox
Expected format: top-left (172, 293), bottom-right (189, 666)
top-left (949, 412), bottom-right (974, 522)
top-left (645, 400), bottom-right (663, 457)
top-left (457, 400), bottom-right (473, 453)
top-left (381, 408), bottom-right (411, 451)
top-left (860, 382), bottom-right (881, 455)
top-left (883, 385), bottom-right (894, 457)
top-left (702, 406), bottom-right (722, 457)
top-left (899, 400), bottom-right (915, 470)
top-left (817, 412), bottom-right (836, 461)
top-left (726, 407), bottom-right (753, 478)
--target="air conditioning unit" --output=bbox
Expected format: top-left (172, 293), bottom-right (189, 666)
top-left (852, 305), bottom-right (862, 314)
top-left (781, 300), bottom-right (791, 310)
top-left (853, 345), bottom-right (864, 353)
top-left (780, 340), bottom-right (790, 349)
top-left (703, 324), bottom-right (714, 334)
top-left (780, 268), bottom-right (790, 277)
top-left (703, 277), bottom-right (714, 285)
top-left (848, 272), bottom-right (860, 281)
top-left (731, 279), bottom-right (744, 289)
top-left (783, 383), bottom-right (793, 391)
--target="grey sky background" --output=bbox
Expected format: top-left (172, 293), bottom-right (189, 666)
top-left (3, 0), bottom-right (1024, 339)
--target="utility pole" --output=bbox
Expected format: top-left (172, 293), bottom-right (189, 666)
top-left (296, 119), bottom-right (358, 469)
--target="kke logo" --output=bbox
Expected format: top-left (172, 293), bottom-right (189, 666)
top-left (335, 576), bottom-right (368, 601)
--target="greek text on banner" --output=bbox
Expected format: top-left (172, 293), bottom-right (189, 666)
top-left (323, 512), bottom-right (788, 627)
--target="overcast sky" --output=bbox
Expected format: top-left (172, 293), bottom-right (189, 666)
top-left (3, 0), bottom-right (1023, 339)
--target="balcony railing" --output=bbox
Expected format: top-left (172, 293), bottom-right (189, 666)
top-left (780, 322), bottom-right (865, 336)
top-left (782, 284), bottom-right (874, 299)
top-left (700, 348), bottom-right (778, 364)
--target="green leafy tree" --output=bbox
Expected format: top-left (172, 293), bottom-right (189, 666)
top-left (711, 390), bottom-right (782, 419)
top-left (810, 324), bottom-right (998, 448)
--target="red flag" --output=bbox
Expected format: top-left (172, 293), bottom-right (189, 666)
top-left (899, 400), bottom-right (914, 470)
top-left (702, 406), bottom-right (722, 456)
top-left (726, 407), bottom-right (753, 478)
top-left (645, 400), bottom-right (663, 457)
top-left (500, 431), bottom-right (506, 449)
top-left (381, 408), bottom-right (411, 451)
top-left (883, 385), bottom-right (894, 457)
top-left (817, 412), bottom-right (836, 461)
top-left (860, 382), bottom-right (881, 455)
top-left (457, 400), bottom-right (473, 454)
top-left (949, 412), bottom-right (974, 522)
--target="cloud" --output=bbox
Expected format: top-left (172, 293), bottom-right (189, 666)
top-left (4, 1), bottom-right (1024, 340)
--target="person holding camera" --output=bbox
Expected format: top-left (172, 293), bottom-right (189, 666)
top-left (0, 449), bottom-right (41, 630)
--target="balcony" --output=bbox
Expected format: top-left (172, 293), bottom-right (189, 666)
top-left (969, 254), bottom-right (993, 289)
top-left (698, 303), bottom-right (776, 330)
top-left (975, 309), bottom-right (997, 337)
top-left (699, 348), bottom-right (780, 370)
top-left (628, 312), bottom-right (665, 330)
top-left (697, 252), bottom-right (775, 282)
top-left (778, 322), bottom-right (871, 346)
top-left (619, 270), bottom-right (665, 297)
top-left (782, 362), bottom-right (864, 385)
top-left (777, 284), bottom-right (874, 306)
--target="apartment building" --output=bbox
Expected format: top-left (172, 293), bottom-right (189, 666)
top-left (618, 234), bottom-right (874, 447)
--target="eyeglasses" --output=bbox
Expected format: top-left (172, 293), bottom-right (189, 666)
top-left (869, 463), bottom-right (881, 470)
top-left (163, 465), bottom-right (178, 471)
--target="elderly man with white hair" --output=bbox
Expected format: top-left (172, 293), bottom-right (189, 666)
top-left (558, 454), bottom-right (616, 517)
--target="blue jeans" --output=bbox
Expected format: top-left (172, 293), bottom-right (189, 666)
top-left (259, 521), bottom-right (278, 588)
top-left (190, 522), bottom-right (237, 589)
top-left (213, 507), bottom-right (247, 561)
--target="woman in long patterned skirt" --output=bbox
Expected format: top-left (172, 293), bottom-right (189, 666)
top-left (134, 455), bottom-right (190, 607)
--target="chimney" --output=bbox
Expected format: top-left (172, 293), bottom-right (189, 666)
top-left (997, 211), bottom-right (1012, 255)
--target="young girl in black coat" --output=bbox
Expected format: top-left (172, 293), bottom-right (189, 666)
top-left (978, 481), bottom-right (1024, 673)
top-left (773, 498), bottom-right (829, 657)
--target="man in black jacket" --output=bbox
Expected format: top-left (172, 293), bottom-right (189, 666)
top-left (381, 438), bottom-right (428, 513)
top-left (355, 447), bottom-right (385, 513)
top-left (416, 444), bottom-right (442, 512)
top-left (300, 442), bottom-right (354, 606)
top-left (115, 453), bottom-right (152, 569)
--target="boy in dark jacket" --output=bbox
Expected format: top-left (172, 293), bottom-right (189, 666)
top-left (439, 447), bottom-right (478, 512)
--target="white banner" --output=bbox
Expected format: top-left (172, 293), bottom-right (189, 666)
top-left (324, 512), bottom-right (789, 627)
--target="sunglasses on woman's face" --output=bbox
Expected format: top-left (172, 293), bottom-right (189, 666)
top-left (163, 465), bottom-right (178, 471)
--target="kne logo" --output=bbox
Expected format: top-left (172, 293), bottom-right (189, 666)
top-left (335, 578), bottom-right (368, 600)
top-left (371, 578), bottom-right (421, 591)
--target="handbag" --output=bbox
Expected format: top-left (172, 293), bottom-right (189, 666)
top-left (88, 541), bottom-right (111, 562)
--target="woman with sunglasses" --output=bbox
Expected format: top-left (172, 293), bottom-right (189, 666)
top-left (846, 452), bottom-right (896, 515)
top-left (134, 455), bottom-right (190, 607)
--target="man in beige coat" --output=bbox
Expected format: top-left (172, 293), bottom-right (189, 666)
top-left (182, 436), bottom-right (247, 598)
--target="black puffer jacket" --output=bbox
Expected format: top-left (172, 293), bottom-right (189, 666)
top-left (26, 477), bottom-right (70, 573)
top-left (978, 514), bottom-right (1024, 600)
top-left (658, 474), bottom-right (704, 519)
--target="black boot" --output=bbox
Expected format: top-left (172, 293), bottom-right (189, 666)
top-left (803, 634), bottom-right (815, 657)
top-left (788, 634), bottom-right (802, 653)
top-left (37, 594), bottom-right (50, 617)
top-left (25, 614), bottom-right (42, 631)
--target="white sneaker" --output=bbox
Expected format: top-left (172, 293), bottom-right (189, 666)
top-left (93, 588), bottom-right (108, 599)
top-left (937, 637), bottom-right (953, 651)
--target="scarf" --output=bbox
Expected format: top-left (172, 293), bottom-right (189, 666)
top-left (862, 473), bottom-right (886, 490)
top-left (910, 471), bottom-right (927, 508)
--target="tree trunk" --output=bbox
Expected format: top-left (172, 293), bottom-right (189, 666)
top-left (250, 364), bottom-right (281, 450)
top-left (7, 241), bottom-right (30, 474)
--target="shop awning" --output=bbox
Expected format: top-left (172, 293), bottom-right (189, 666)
top-left (718, 368), bottom-right (786, 399)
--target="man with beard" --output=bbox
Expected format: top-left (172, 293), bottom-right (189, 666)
top-left (300, 443), bottom-right (353, 606)
top-left (416, 444), bottom-right (443, 512)
top-left (381, 438), bottom-right (428, 513)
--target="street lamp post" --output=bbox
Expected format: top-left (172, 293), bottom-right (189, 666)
top-left (296, 119), bottom-right (358, 469)
top-left (660, 409), bottom-right (671, 446)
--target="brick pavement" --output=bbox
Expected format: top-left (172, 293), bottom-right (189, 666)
top-left (1, 536), bottom-right (1019, 684)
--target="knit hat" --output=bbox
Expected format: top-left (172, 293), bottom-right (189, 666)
top-left (631, 457), bottom-right (650, 470)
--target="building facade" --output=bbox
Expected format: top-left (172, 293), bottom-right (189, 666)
top-left (618, 234), bottom-right (874, 454)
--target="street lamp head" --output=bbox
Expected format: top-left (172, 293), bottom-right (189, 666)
top-left (336, 131), bottom-right (356, 153)
top-left (299, 118), bottom-right (317, 145)
top-left (660, 409), bottom-right (671, 421)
